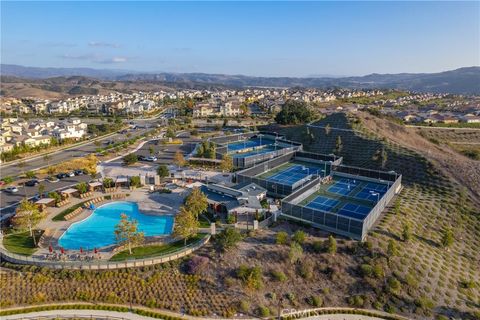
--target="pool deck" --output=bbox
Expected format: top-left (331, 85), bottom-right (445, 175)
top-left (33, 187), bottom-right (185, 260)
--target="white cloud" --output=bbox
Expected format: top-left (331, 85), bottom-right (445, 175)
top-left (88, 41), bottom-right (120, 48)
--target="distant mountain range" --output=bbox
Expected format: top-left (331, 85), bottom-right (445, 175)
top-left (1, 64), bottom-right (479, 95)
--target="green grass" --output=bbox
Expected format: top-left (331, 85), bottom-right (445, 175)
top-left (109, 233), bottom-right (207, 261)
top-left (52, 201), bottom-right (86, 221)
top-left (3, 230), bottom-right (43, 256)
top-left (199, 215), bottom-right (211, 228)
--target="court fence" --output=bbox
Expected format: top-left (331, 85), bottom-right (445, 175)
top-left (280, 166), bottom-right (402, 241)
top-left (213, 131), bottom-right (303, 169)
top-left (0, 234), bottom-right (211, 270)
top-left (236, 151), bottom-right (341, 197)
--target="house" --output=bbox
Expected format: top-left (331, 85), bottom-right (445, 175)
top-left (462, 115), bottom-right (480, 123)
top-left (199, 182), bottom-right (267, 217)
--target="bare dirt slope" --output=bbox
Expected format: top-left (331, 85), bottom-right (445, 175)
top-left (356, 112), bottom-right (480, 203)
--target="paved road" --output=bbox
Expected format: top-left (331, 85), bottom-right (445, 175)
top-left (1, 133), bottom-right (200, 219)
top-left (0, 117), bottom-right (164, 179)
top-left (0, 175), bottom-right (92, 219)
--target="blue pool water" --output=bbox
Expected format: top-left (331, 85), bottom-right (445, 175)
top-left (59, 201), bottom-right (174, 250)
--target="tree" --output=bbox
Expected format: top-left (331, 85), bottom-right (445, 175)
top-left (38, 184), bottom-right (45, 198)
top-left (335, 136), bottom-right (343, 154)
top-left (43, 154), bottom-right (52, 167)
top-left (129, 176), bottom-right (141, 188)
top-left (288, 242), bottom-right (303, 264)
top-left (215, 227), bottom-right (242, 251)
top-left (173, 150), bottom-right (186, 167)
top-left (387, 239), bottom-right (399, 262)
top-left (156, 165), bottom-right (169, 182)
top-left (441, 228), bottom-right (454, 248)
top-left (76, 182), bottom-right (88, 194)
top-left (326, 235), bottom-right (337, 255)
top-left (274, 100), bottom-right (315, 125)
top-left (25, 171), bottom-right (36, 179)
top-left (173, 206), bottom-right (199, 245)
top-left (103, 178), bottom-right (114, 188)
top-left (402, 222), bottom-right (412, 242)
top-left (292, 230), bottom-right (306, 244)
top-left (148, 146), bottom-right (155, 155)
top-left (166, 127), bottom-right (176, 139)
top-left (184, 187), bottom-right (208, 218)
top-left (123, 153), bottom-right (138, 166)
top-left (219, 154), bottom-right (233, 173)
top-left (11, 199), bottom-right (45, 246)
top-left (325, 124), bottom-right (331, 136)
top-left (381, 147), bottom-right (388, 168)
top-left (114, 213), bottom-right (144, 254)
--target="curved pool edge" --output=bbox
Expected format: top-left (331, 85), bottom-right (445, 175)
top-left (57, 201), bottom-right (174, 251)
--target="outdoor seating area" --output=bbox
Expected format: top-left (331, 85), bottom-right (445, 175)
top-left (64, 207), bottom-right (84, 221)
top-left (61, 188), bottom-right (79, 198)
top-left (79, 191), bottom-right (94, 199)
top-left (55, 199), bottom-right (70, 208)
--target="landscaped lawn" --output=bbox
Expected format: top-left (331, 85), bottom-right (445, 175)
top-left (3, 230), bottom-right (43, 256)
top-left (109, 233), bottom-right (207, 261)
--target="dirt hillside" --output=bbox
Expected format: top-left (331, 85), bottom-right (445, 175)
top-left (356, 111), bottom-right (480, 204)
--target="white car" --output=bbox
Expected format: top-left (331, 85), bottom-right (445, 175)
top-left (4, 186), bottom-right (19, 193)
top-left (145, 156), bottom-right (158, 162)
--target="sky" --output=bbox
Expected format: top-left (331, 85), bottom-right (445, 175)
top-left (1, 1), bottom-right (479, 77)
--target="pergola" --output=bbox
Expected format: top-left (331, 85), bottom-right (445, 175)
top-left (115, 177), bottom-right (129, 188)
top-left (61, 188), bottom-right (79, 198)
top-left (88, 181), bottom-right (103, 191)
top-left (34, 198), bottom-right (56, 211)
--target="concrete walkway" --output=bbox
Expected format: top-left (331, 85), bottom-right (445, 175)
top-left (3, 309), bottom-right (154, 320)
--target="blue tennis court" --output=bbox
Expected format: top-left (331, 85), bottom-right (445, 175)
top-left (227, 138), bottom-right (270, 152)
top-left (327, 178), bottom-right (360, 196)
top-left (337, 203), bottom-right (372, 220)
top-left (354, 182), bottom-right (388, 202)
top-left (306, 196), bottom-right (339, 212)
top-left (266, 164), bottom-right (322, 186)
top-left (232, 145), bottom-right (277, 158)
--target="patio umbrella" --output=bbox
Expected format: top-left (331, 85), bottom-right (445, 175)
top-left (48, 245), bottom-right (53, 253)
top-left (80, 247), bottom-right (83, 253)
top-left (94, 248), bottom-right (98, 254)
top-left (60, 247), bottom-right (65, 254)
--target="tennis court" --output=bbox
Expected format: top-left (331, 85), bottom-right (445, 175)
top-left (337, 203), bottom-right (372, 220)
top-left (226, 138), bottom-right (270, 152)
top-left (266, 164), bottom-right (322, 186)
top-left (327, 177), bottom-right (360, 196)
top-left (353, 182), bottom-right (389, 202)
top-left (232, 145), bottom-right (277, 158)
top-left (305, 195), bottom-right (339, 212)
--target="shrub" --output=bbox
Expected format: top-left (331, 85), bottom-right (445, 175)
top-left (307, 295), bottom-right (323, 307)
top-left (185, 256), bottom-right (209, 275)
top-left (238, 300), bottom-right (250, 313)
top-left (257, 305), bottom-right (270, 317)
top-left (237, 265), bottom-right (263, 290)
top-left (276, 231), bottom-right (289, 245)
top-left (215, 227), bottom-right (242, 251)
top-left (292, 230), bottom-right (306, 244)
top-left (271, 269), bottom-right (287, 282)
top-left (297, 258), bottom-right (314, 279)
top-left (130, 176), bottom-right (141, 187)
top-left (123, 153), bottom-right (138, 165)
top-left (360, 264), bottom-right (373, 277)
top-left (288, 242), bottom-right (303, 264)
top-left (312, 240), bottom-right (323, 253)
top-left (387, 276), bottom-right (401, 294)
top-left (348, 295), bottom-right (365, 307)
top-left (325, 235), bottom-right (337, 254)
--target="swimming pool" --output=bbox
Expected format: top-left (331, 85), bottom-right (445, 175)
top-left (59, 201), bottom-right (174, 250)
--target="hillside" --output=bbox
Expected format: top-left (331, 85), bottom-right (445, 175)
top-left (2, 64), bottom-right (479, 95)
top-left (262, 112), bottom-right (479, 318)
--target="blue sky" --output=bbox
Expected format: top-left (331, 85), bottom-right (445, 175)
top-left (1, 1), bottom-right (479, 77)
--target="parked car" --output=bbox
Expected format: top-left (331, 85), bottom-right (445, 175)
top-left (56, 173), bottom-right (68, 179)
top-left (138, 155), bottom-right (147, 161)
top-left (74, 169), bottom-right (85, 176)
top-left (145, 156), bottom-right (158, 162)
top-left (4, 186), bottom-right (19, 193)
top-left (47, 176), bottom-right (59, 183)
top-left (67, 171), bottom-right (75, 177)
top-left (25, 179), bottom-right (39, 187)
